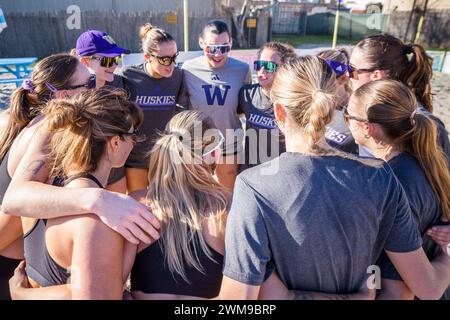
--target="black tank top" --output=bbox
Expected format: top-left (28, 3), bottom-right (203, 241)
top-left (131, 234), bottom-right (224, 298)
top-left (24, 173), bottom-right (103, 287)
top-left (0, 150), bottom-right (21, 300)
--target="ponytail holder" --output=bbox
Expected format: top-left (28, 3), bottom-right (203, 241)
top-left (404, 45), bottom-right (414, 62)
top-left (410, 108), bottom-right (418, 125)
top-left (22, 79), bottom-right (35, 93)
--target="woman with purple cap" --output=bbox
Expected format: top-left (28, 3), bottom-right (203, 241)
top-left (75, 29), bottom-right (129, 89)
top-left (74, 30), bottom-right (131, 193)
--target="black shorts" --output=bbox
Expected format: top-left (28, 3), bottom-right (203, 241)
top-left (0, 255), bottom-right (21, 300)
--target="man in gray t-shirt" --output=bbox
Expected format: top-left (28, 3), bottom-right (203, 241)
top-left (221, 153), bottom-right (433, 297)
top-left (182, 56), bottom-right (251, 155)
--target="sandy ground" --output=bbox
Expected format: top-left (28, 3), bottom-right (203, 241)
top-left (1, 72), bottom-right (450, 138)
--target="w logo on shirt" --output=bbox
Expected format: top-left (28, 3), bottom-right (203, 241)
top-left (202, 84), bottom-right (231, 106)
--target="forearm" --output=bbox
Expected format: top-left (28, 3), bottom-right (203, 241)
top-left (12, 285), bottom-right (71, 300)
top-left (289, 290), bottom-right (367, 300)
top-left (429, 252), bottom-right (450, 294)
top-left (3, 181), bottom-right (100, 218)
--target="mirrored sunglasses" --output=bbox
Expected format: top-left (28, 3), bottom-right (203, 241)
top-left (204, 45), bottom-right (231, 55)
top-left (254, 60), bottom-right (278, 73)
top-left (90, 56), bottom-right (121, 68)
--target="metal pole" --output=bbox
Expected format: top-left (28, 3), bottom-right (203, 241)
top-left (332, 0), bottom-right (341, 49)
top-left (414, 0), bottom-right (429, 44)
top-left (184, 0), bottom-right (189, 52)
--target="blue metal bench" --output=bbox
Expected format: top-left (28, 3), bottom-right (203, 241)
top-left (0, 57), bottom-right (37, 88)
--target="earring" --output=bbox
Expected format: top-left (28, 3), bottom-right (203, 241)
top-left (364, 134), bottom-right (370, 139)
top-left (275, 119), bottom-right (284, 129)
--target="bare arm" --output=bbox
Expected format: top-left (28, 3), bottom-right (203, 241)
top-left (218, 276), bottom-right (261, 300)
top-left (0, 213), bottom-right (22, 252)
top-left (2, 126), bottom-right (160, 244)
top-left (387, 247), bottom-right (450, 300)
top-left (376, 279), bottom-right (414, 300)
top-left (9, 261), bottom-right (71, 300)
top-left (70, 214), bottom-right (124, 300)
top-left (259, 272), bottom-right (376, 300)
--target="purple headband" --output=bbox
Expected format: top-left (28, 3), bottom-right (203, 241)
top-left (22, 79), bottom-right (35, 93)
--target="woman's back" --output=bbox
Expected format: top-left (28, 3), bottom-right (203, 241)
top-left (224, 152), bottom-right (422, 294)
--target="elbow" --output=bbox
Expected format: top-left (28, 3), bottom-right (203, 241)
top-left (1, 191), bottom-right (20, 216)
top-left (414, 285), bottom-right (443, 300)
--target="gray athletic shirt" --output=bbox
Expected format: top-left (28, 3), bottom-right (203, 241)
top-left (223, 152), bottom-right (422, 293)
top-left (182, 56), bottom-right (252, 154)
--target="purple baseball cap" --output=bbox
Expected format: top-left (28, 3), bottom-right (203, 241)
top-left (76, 30), bottom-right (130, 57)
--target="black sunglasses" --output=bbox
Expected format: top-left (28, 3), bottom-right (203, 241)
top-left (62, 75), bottom-right (96, 91)
top-left (90, 56), bottom-right (121, 68)
top-left (342, 105), bottom-right (368, 125)
top-left (149, 52), bottom-right (179, 66)
top-left (347, 64), bottom-right (382, 80)
top-left (46, 75), bottom-right (96, 93)
top-left (120, 128), bottom-right (142, 143)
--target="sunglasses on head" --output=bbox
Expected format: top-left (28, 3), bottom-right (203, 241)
top-left (149, 52), bottom-right (179, 66)
top-left (45, 75), bottom-right (96, 93)
top-left (90, 56), bottom-right (121, 68)
top-left (254, 60), bottom-right (278, 73)
top-left (204, 44), bottom-right (231, 55)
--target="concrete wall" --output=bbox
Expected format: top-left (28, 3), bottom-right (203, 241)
top-left (0, 0), bottom-right (230, 58)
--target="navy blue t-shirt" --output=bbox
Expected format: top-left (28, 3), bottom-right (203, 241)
top-left (223, 152), bottom-right (422, 293)
top-left (116, 63), bottom-right (185, 168)
top-left (377, 152), bottom-right (449, 298)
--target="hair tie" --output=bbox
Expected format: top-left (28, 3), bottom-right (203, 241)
top-left (404, 45), bottom-right (414, 62)
top-left (410, 108), bottom-right (418, 125)
top-left (22, 79), bottom-right (35, 93)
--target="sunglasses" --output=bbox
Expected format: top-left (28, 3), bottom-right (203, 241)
top-left (149, 52), bottom-right (179, 66)
top-left (342, 105), bottom-right (368, 125)
top-left (120, 128), bottom-right (142, 144)
top-left (347, 64), bottom-right (382, 80)
top-left (203, 130), bottom-right (225, 158)
top-left (321, 58), bottom-right (349, 77)
top-left (45, 75), bottom-right (96, 93)
top-left (90, 56), bottom-right (121, 68)
top-left (254, 60), bottom-right (278, 73)
top-left (204, 44), bottom-right (231, 55)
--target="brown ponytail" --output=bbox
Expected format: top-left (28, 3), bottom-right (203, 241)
top-left (355, 34), bottom-right (433, 112)
top-left (44, 87), bottom-right (143, 179)
top-left (0, 53), bottom-right (79, 162)
top-left (139, 23), bottom-right (174, 54)
top-left (353, 80), bottom-right (450, 220)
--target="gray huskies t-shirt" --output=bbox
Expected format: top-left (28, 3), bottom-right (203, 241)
top-left (182, 56), bottom-right (251, 155)
top-left (223, 152), bottom-right (422, 293)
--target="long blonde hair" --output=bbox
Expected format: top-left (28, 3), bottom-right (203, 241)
top-left (353, 79), bottom-right (450, 220)
top-left (146, 111), bottom-right (228, 281)
top-left (44, 88), bottom-right (143, 179)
